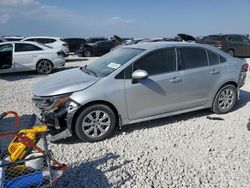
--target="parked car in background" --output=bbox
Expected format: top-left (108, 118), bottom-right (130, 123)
top-left (3, 36), bottom-right (24, 41)
top-left (76, 41), bottom-right (115, 57)
top-left (0, 37), bottom-right (7, 43)
top-left (86, 37), bottom-right (108, 44)
top-left (0, 41), bottom-right (65, 74)
top-left (22, 36), bottom-right (69, 56)
top-left (32, 42), bottom-right (247, 142)
top-left (63, 38), bottom-right (86, 53)
top-left (199, 34), bottom-right (250, 57)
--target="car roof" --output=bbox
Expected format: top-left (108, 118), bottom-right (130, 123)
top-left (125, 41), bottom-right (207, 50)
top-left (0, 41), bottom-right (50, 48)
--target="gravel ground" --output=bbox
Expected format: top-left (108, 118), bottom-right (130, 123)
top-left (1, 59), bottom-right (250, 188)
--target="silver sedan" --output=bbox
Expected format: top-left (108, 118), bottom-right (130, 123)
top-left (32, 42), bottom-right (248, 142)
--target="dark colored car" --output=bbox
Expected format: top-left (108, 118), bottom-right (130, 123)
top-left (200, 34), bottom-right (250, 57)
top-left (63, 38), bottom-right (86, 53)
top-left (76, 41), bottom-right (115, 57)
top-left (86, 37), bottom-right (108, 44)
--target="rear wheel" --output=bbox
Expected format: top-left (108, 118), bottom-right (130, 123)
top-left (83, 50), bottom-right (91, 57)
top-left (75, 104), bottom-right (116, 142)
top-left (227, 49), bottom-right (234, 57)
top-left (36, 60), bottom-right (53, 74)
top-left (212, 84), bottom-right (237, 114)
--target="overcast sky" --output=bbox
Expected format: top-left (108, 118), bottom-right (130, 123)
top-left (0, 0), bottom-right (250, 38)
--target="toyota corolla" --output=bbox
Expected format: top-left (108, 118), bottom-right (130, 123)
top-left (32, 42), bottom-right (248, 142)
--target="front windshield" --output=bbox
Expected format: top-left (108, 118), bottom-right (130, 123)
top-left (83, 48), bottom-right (144, 77)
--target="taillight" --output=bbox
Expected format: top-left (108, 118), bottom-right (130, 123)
top-left (242, 63), bottom-right (249, 72)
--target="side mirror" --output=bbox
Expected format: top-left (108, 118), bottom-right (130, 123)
top-left (131, 69), bottom-right (148, 84)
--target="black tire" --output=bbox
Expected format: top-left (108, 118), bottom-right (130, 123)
top-left (83, 50), bottom-right (91, 57)
top-left (75, 104), bottom-right (116, 142)
top-left (227, 49), bottom-right (234, 57)
top-left (212, 84), bottom-right (237, 114)
top-left (36, 60), bottom-right (53, 74)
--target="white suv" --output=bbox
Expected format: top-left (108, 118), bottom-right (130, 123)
top-left (22, 36), bottom-right (69, 56)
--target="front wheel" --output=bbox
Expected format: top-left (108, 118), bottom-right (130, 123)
top-left (212, 84), bottom-right (237, 114)
top-left (75, 104), bottom-right (116, 142)
top-left (36, 60), bottom-right (53, 74)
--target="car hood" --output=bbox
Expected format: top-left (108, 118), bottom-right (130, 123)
top-left (32, 68), bottom-right (100, 97)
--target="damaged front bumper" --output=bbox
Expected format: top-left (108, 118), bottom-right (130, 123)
top-left (32, 95), bottom-right (80, 141)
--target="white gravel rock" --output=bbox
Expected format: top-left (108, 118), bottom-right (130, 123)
top-left (1, 59), bottom-right (250, 187)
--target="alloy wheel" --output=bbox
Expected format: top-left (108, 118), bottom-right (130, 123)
top-left (81, 110), bottom-right (111, 138)
top-left (218, 88), bottom-right (235, 110)
top-left (37, 60), bottom-right (52, 74)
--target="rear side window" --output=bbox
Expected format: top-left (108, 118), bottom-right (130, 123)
top-left (178, 47), bottom-right (208, 70)
top-left (134, 48), bottom-right (176, 76)
top-left (219, 56), bottom-right (226, 63)
top-left (35, 38), bottom-right (56, 44)
top-left (242, 36), bottom-right (250, 43)
top-left (227, 35), bottom-right (242, 42)
top-left (15, 43), bottom-right (42, 52)
top-left (25, 39), bottom-right (35, 42)
top-left (207, 50), bottom-right (220, 65)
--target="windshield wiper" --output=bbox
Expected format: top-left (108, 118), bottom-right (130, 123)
top-left (82, 65), bottom-right (98, 77)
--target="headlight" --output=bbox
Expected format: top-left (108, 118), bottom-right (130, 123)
top-left (33, 93), bottom-right (72, 111)
top-left (45, 96), bottom-right (70, 111)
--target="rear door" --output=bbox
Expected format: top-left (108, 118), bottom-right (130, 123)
top-left (14, 43), bottom-right (39, 71)
top-left (0, 44), bottom-right (14, 73)
top-left (177, 47), bottom-right (224, 109)
top-left (124, 48), bottom-right (185, 120)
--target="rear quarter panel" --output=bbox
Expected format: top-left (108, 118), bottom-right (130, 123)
top-left (207, 57), bottom-right (244, 107)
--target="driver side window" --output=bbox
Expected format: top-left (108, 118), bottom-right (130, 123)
top-left (133, 48), bottom-right (176, 76)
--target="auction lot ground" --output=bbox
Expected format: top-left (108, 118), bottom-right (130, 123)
top-left (1, 58), bottom-right (250, 187)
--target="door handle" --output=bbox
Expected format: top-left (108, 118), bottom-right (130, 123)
top-left (210, 69), bottom-right (220, 75)
top-left (169, 77), bottom-right (183, 83)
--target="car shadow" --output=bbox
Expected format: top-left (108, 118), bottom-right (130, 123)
top-left (55, 108), bottom-right (213, 145)
top-left (54, 153), bottom-right (132, 188)
top-left (119, 109), bottom-right (213, 135)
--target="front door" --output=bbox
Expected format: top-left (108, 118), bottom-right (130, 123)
top-left (0, 44), bottom-right (14, 73)
top-left (125, 48), bottom-right (185, 120)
